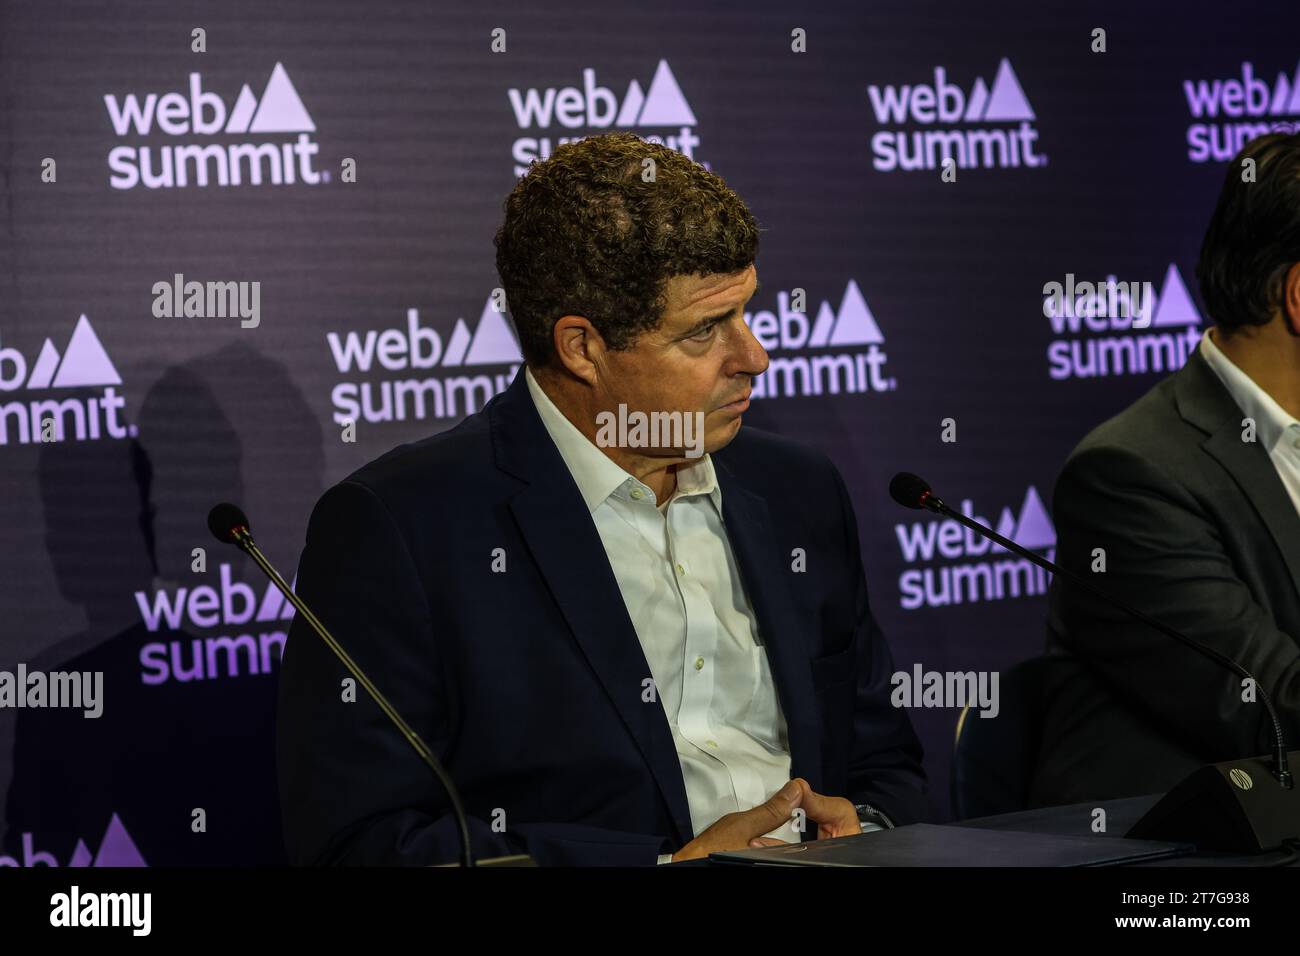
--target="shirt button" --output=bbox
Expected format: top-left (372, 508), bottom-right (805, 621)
top-left (630, 488), bottom-right (644, 500)
top-left (1292, 439), bottom-right (1300, 451)
top-left (706, 740), bottom-right (718, 748)
top-left (694, 656), bottom-right (705, 670)
top-left (675, 563), bottom-right (686, 575)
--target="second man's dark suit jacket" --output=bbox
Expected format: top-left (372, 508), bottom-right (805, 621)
top-left (277, 367), bottom-right (927, 865)
top-left (1031, 346), bottom-right (1300, 807)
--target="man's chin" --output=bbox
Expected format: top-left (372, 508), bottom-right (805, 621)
top-left (703, 415), bottom-right (744, 453)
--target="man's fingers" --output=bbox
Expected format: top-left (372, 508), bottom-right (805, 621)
top-left (747, 837), bottom-right (790, 848)
top-left (795, 778), bottom-right (849, 823)
top-left (744, 778), bottom-right (803, 835)
top-left (795, 778), bottom-right (833, 819)
top-left (820, 819), bottom-right (863, 840)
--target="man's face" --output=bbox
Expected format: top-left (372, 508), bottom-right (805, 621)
top-left (596, 265), bottom-right (768, 456)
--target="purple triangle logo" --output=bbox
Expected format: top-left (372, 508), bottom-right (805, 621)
top-left (93, 813), bottom-right (148, 867)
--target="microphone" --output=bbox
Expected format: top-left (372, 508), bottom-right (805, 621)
top-left (889, 472), bottom-right (1300, 853)
top-left (208, 503), bottom-right (526, 867)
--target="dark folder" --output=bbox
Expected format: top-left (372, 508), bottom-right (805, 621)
top-left (709, 823), bottom-right (1191, 867)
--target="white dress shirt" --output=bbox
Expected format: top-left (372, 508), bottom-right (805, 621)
top-left (1200, 330), bottom-right (1300, 518)
top-left (524, 367), bottom-right (800, 863)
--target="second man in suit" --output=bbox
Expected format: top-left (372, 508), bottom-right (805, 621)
top-left (1032, 132), bottom-right (1300, 806)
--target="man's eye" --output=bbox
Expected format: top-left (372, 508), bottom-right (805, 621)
top-left (688, 324), bottom-right (719, 342)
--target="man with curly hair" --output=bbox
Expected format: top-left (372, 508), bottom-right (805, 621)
top-left (278, 133), bottom-right (927, 866)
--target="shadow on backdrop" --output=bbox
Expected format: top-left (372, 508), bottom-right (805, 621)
top-left (5, 344), bottom-right (323, 865)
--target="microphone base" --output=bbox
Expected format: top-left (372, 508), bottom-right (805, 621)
top-left (1127, 752), bottom-right (1300, 852)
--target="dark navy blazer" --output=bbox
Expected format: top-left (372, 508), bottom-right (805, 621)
top-left (276, 368), bottom-right (926, 865)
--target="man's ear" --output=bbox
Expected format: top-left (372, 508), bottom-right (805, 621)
top-left (552, 314), bottom-right (603, 386)
top-left (1284, 262), bottom-right (1300, 337)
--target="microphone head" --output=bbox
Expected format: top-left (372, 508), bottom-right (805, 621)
top-left (207, 502), bottom-right (251, 544)
top-left (889, 472), bottom-right (932, 510)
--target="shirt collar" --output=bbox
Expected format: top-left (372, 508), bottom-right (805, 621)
top-left (1199, 328), bottom-right (1300, 453)
top-left (524, 366), bottom-right (721, 513)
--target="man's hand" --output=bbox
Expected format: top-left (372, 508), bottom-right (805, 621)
top-left (747, 779), bottom-right (863, 847)
top-left (669, 779), bottom-right (805, 862)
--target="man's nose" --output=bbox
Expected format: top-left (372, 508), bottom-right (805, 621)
top-left (732, 318), bottom-right (769, 377)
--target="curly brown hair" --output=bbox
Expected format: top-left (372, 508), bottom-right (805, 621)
top-left (494, 132), bottom-right (760, 367)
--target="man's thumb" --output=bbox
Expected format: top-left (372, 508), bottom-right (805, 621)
top-left (773, 779), bottom-right (802, 806)
top-left (743, 779), bottom-right (802, 836)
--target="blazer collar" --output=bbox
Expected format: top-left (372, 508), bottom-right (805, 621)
top-left (710, 452), bottom-right (827, 795)
top-left (1176, 346), bottom-right (1300, 596)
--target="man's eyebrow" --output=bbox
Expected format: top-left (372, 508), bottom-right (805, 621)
top-left (685, 280), bottom-right (761, 330)
top-left (684, 306), bottom-right (740, 333)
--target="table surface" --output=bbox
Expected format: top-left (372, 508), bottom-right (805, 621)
top-left (681, 794), bottom-right (1298, 867)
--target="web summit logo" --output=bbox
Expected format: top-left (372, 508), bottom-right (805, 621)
top-left (1184, 61), bottom-right (1300, 163)
top-left (867, 58), bottom-right (1045, 172)
top-left (327, 296), bottom-right (522, 425)
top-left (135, 564), bottom-right (294, 685)
top-left (508, 59), bottom-right (699, 175)
top-left (0, 316), bottom-right (134, 446)
top-left (895, 488), bottom-right (1055, 611)
top-left (105, 63), bottom-right (323, 189)
top-left (1, 814), bottom-right (146, 867)
top-left (744, 281), bottom-right (894, 400)
top-left (1045, 264), bottom-right (1201, 381)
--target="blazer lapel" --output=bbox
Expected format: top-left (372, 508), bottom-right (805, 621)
top-left (489, 371), bottom-right (695, 846)
top-left (1177, 349), bottom-right (1300, 597)
top-left (712, 456), bottom-right (826, 796)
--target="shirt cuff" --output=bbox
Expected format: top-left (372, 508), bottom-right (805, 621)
top-left (656, 852), bottom-right (674, 864)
